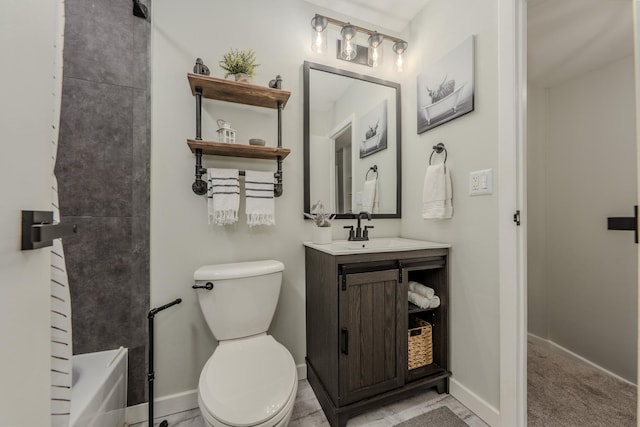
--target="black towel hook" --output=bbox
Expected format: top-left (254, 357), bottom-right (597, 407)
top-left (366, 165), bottom-right (378, 180)
top-left (429, 142), bottom-right (447, 165)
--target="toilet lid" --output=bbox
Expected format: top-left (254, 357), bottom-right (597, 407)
top-left (199, 335), bottom-right (296, 427)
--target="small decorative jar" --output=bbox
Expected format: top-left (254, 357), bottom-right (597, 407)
top-left (216, 119), bottom-right (236, 144)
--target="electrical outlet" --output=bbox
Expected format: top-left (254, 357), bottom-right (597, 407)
top-left (469, 169), bottom-right (493, 196)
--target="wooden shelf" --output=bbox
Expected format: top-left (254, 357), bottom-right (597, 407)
top-left (187, 139), bottom-right (291, 160)
top-left (408, 301), bottom-right (435, 315)
top-left (187, 73), bottom-right (290, 109)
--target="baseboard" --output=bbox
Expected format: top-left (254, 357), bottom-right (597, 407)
top-left (125, 389), bottom-right (198, 425)
top-left (527, 333), bottom-right (636, 387)
top-left (450, 378), bottom-right (500, 427)
top-left (297, 363), bottom-right (307, 380)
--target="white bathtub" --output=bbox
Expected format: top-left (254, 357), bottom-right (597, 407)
top-left (70, 347), bottom-right (128, 427)
top-left (421, 83), bottom-right (466, 125)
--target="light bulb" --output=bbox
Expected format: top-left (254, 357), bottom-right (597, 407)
top-left (367, 33), bottom-right (383, 67)
top-left (341, 25), bottom-right (358, 60)
top-left (310, 15), bottom-right (328, 53)
top-left (396, 52), bottom-right (404, 72)
top-left (392, 40), bottom-right (408, 73)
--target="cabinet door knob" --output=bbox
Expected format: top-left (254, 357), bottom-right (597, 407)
top-left (341, 327), bottom-right (349, 355)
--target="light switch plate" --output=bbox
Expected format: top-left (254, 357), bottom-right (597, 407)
top-left (469, 169), bottom-right (493, 196)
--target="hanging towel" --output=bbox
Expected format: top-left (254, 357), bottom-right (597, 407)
top-left (361, 177), bottom-right (378, 213)
top-left (207, 168), bottom-right (240, 225)
top-left (422, 163), bottom-right (453, 219)
top-left (245, 170), bottom-right (275, 227)
top-left (408, 281), bottom-right (435, 299)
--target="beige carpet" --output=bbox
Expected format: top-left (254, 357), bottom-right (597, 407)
top-left (528, 339), bottom-right (636, 427)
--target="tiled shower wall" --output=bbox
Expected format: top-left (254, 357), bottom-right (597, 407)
top-left (55, 0), bottom-right (150, 405)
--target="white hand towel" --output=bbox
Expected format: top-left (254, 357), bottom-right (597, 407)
top-left (361, 177), bottom-right (378, 213)
top-left (422, 164), bottom-right (453, 219)
top-left (207, 168), bottom-right (239, 225)
top-left (245, 170), bottom-right (275, 227)
top-left (429, 295), bottom-right (441, 308)
top-left (408, 291), bottom-right (432, 309)
top-left (408, 281), bottom-right (435, 299)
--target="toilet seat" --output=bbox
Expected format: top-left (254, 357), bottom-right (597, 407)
top-left (198, 335), bottom-right (297, 427)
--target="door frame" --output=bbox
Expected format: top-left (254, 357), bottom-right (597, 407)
top-left (634, 0), bottom-right (640, 421)
top-left (498, 0), bottom-right (527, 425)
top-left (500, 1), bottom-right (640, 425)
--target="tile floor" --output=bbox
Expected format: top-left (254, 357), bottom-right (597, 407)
top-left (131, 380), bottom-right (488, 427)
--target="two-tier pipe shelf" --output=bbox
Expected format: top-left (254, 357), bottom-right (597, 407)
top-left (187, 72), bottom-right (291, 196)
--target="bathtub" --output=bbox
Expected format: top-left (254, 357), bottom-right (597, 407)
top-left (420, 83), bottom-right (466, 125)
top-left (70, 347), bottom-right (128, 427)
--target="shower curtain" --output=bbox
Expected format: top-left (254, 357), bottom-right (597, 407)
top-left (50, 2), bottom-right (72, 427)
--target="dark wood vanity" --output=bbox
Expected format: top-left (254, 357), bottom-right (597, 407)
top-left (304, 242), bottom-right (450, 427)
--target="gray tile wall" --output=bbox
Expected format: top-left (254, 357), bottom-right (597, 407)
top-left (56, 0), bottom-right (150, 406)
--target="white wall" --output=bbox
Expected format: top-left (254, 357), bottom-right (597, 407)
top-left (0, 0), bottom-right (60, 424)
top-left (150, 0), bottom-right (402, 399)
top-left (526, 83), bottom-right (549, 337)
top-left (402, 0), bottom-right (501, 410)
top-left (527, 55), bottom-right (638, 382)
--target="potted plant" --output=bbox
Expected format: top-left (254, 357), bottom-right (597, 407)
top-left (305, 200), bottom-right (335, 244)
top-left (219, 48), bottom-right (259, 83)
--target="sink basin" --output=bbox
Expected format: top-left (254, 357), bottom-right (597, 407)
top-left (303, 237), bottom-right (450, 255)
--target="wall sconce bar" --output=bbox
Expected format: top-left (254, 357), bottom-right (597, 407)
top-left (317, 15), bottom-right (404, 43)
top-left (311, 14), bottom-right (408, 71)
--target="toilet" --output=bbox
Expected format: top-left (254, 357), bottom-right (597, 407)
top-left (193, 260), bottom-right (298, 427)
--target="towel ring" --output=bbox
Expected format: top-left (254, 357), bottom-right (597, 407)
top-left (366, 165), bottom-right (378, 180)
top-left (429, 142), bottom-right (447, 165)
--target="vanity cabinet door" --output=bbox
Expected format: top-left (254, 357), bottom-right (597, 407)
top-left (338, 268), bottom-right (405, 405)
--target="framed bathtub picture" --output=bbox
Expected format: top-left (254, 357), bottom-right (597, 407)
top-left (417, 35), bottom-right (475, 133)
top-left (359, 99), bottom-right (387, 158)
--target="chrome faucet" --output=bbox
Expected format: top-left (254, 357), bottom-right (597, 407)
top-left (344, 211), bottom-right (374, 241)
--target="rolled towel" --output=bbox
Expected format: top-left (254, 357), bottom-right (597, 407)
top-left (408, 281), bottom-right (435, 299)
top-left (408, 291), bottom-right (431, 309)
top-left (429, 295), bottom-right (441, 308)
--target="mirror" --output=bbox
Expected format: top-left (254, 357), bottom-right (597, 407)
top-left (303, 61), bottom-right (401, 219)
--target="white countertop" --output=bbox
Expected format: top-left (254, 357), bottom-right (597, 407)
top-left (303, 237), bottom-right (451, 256)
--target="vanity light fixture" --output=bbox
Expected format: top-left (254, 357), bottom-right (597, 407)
top-left (340, 24), bottom-right (358, 60)
top-left (309, 14), bottom-right (408, 72)
top-left (310, 15), bottom-right (328, 53)
top-left (392, 40), bottom-right (408, 72)
top-left (367, 33), bottom-right (384, 67)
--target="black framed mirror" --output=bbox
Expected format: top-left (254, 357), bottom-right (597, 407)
top-left (303, 61), bottom-right (402, 219)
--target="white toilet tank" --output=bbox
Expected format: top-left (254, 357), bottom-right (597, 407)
top-left (194, 260), bottom-right (284, 341)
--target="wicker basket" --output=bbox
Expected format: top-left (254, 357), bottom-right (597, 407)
top-left (408, 317), bottom-right (433, 370)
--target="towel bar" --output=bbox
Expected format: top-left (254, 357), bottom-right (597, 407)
top-left (429, 142), bottom-right (447, 165)
top-left (366, 165), bottom-right (378, 180)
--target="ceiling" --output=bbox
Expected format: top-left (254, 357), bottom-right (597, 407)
top-left (528, 0), bottom-right (634, 88)
top-left (303, 0), bottom-right (432, 33)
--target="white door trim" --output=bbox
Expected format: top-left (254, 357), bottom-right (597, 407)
top-left (634, 0), bottom-right (640, 422)
top-left (498, 0), bottom-right (527, 425)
